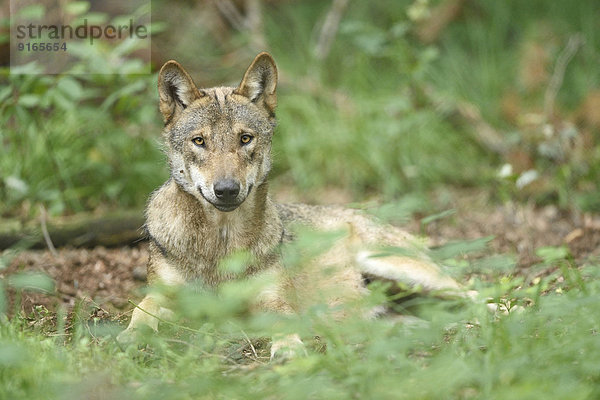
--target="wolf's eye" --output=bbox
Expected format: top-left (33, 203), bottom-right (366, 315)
top-left (192, 137), bottom-right (205, 147)
top-left (240, 134), bottom-right (253, 145)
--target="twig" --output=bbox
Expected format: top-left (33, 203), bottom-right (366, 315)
top-left (127, 299), bottom-right (226, 338)
top-left (241, 329), bottom-right (260, 361)
top-left (423, 86), bottom-right (509, 155)
top-left (544, 33), bottom-right (584, 120)
top-left (127, 299), bottom-right (202, 335)
top-left (212, 0), bottom-right (267, 52)
top-left (39, 205), bottom-right (58, 257)
top-left (245, 0), bottom-right (267, 51)
top-left (165, 338), bottom-right (237, 362)
top-left (415, 0), bottom-right (465, 44)
top-left (213, 0), bottom-right (248, 31)
top-left (314, 0), bottom-right (350, 61)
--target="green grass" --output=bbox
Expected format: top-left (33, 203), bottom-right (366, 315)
top-left (273, 91), bottom-right (487, 196)
top-left (3, 0), bottom-right (598, 217)
top-left (0, 0), bottom-right (484, 218)
top-left (0, 69), bottom-right (167, 217)
top-left (428, 0), bottom-right (600, 124)
top-left (1, 244), bottom-right (599, 400)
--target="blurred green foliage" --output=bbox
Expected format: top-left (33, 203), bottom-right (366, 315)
top-left (1, 72), bottom-right (165, 215)
top-left (1, 5), bottom-right (165, 217)
top-left (1, 235), bottom-right (599, 399)
top-left (2, 0), bottom-right (599, 217)
top-left (429, 0), bottom-right (600, 209)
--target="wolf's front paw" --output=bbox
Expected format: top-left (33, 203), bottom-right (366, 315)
top-left (116, 325), bottom-right (156, 345)
top-left (270, 334), bottom-right (307, 363)
top-left (116, 327), bottom-right (139, 345)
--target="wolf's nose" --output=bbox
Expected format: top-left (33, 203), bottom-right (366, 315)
top-left (213, 179), bottom-right (240, 202)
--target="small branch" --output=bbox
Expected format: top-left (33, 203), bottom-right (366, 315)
top-left (544, 33), bottom-right (584, 120)
top-left (245, 0), bottom-right (267, 51)
top-left (212, 0), bottom-right (267, 52)
top-left (128, 299), bottom-right (201, 335)
top-left (127, 299), bottom-right (225, 338)
top-left (39, 205), bottom-right (58, 257)
top-left (423, 86), bottom-right (509, 155)
top-left (213, 0), bottom-right (248, 31)
top-left (314, 0), bottom-right (350, 61)
top-left (241, 329), bottom-right (261, 361)
top-left (416, 0), bottom-right (465, 44)
top-left (165, 338), bottom-right (237, 362)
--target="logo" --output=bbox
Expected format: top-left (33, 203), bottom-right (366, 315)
top-left (10, 0), bottom-right (151, 75)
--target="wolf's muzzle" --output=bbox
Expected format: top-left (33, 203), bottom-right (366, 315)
top-left (213, 179), bottom-right (240, 203)
top-left (196, 180), bottom-right (252, 212)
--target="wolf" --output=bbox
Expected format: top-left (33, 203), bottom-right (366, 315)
top-left (117, 52), bottom-right (470, 359)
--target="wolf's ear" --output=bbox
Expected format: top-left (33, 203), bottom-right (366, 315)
top-left (158, 60), bottom-right (202, 123)
top-left (235, 52), bottom-right (278, 113)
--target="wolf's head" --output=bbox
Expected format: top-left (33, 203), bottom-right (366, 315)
top-left (157, 53), bottom-right (278, 212)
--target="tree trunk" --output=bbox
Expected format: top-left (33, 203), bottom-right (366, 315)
top-left (0, 211), bottom-right (146, 250)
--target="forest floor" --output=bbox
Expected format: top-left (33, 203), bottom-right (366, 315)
top-left (4, 189), bottom-right (600, 326)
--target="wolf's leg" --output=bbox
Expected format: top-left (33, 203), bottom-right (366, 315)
top-left (356, 251), bottom-right (506, 314)
top-left (270, 334), bottom-right (307, 362)
top-left (116, 293), bottom-right (175, 343)
top-left (355, 251), bottom-right (462, 296)
top-left (117, 246), bottom-right (183, 343)
top-left (255, 272), bottom-right (309, 362)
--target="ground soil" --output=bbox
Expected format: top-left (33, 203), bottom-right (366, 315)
top-left (408, 191), bottom-right (600, 268)
top-left (3, 246), bottom-right (148, 323)
top-left (4, 190), bottom-right (600, 324)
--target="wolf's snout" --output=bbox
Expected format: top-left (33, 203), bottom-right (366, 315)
top-left (213, 179), bottom-right (240, 202)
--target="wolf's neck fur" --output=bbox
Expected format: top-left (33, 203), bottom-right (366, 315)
top-left (179, 178), bottom-right (272, 242)
top-left (147, 178), bottom-right (282, 276)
